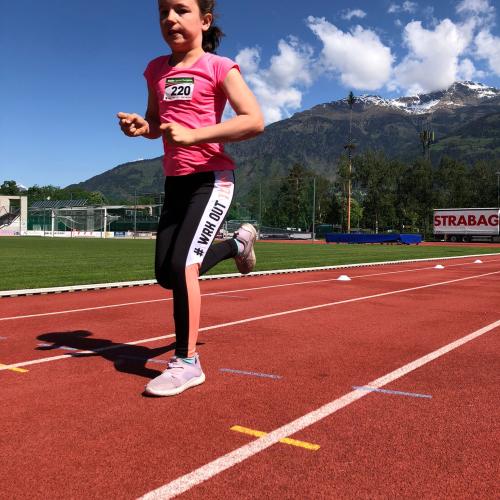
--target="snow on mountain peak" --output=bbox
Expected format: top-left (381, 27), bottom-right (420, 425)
top-left (349, 81), bottom-right (499, 115)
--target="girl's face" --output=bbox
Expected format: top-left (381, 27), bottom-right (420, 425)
top-left (158, 0), bottom-right (212, 52)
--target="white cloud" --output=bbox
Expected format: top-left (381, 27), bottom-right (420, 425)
top-left (393, 19), bottom-right (475, 93)
top-left (423, 6), bottom-right (435, 18)
top-left (456, 0), bottom-right (494, 15)
top-left (388, 2), bottom-right (418, 14)
top-left (267, 37), bottom-right (314, 88)
top-left (456, 0), bottom-right (496, 29)
top-left (235, 39), bottom-right (315, 124)
top-left (475, 29), bottom-right (500, 74)
top-left (307, 16), bottom-right (393, 90)
top-left (454, 0), bottom-right (499, 76)
top-left (232, 2), bottom-right (499, 123)
top-left (457, 58), bottom-right (483, 80)
top-left (341, 9), bottom-right (367, 21)
top-left (235, 47), bottom-right (261, 74)
top-left (403, 1), bottom-right (418, 12)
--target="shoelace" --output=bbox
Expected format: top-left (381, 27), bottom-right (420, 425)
top-left (165, 357), bottom-right (185, 377)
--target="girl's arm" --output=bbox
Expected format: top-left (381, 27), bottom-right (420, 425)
top-left (117, 86), bottom-right (162, 139)
top-left (161, 68), bottom-right (264, 146)
top-left (143, 86), bottom-right (162, 139)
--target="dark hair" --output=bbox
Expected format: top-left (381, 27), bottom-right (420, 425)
top-left (197, 0), bottom-right (224, 53)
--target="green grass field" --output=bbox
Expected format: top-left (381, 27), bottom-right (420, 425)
top-left (1, 237), bottom-right (499, 291)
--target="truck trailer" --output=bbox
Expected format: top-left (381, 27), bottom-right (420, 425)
top-left (433, 208), bottom-right (500, 242)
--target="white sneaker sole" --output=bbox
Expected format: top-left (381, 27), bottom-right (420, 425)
top-left (144, 372), bottom-right (206, 397)
top-left (235, 223), bottom-right (257, 274)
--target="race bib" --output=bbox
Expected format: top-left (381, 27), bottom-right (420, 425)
top-left (164, 77), bottom-right (194, 101)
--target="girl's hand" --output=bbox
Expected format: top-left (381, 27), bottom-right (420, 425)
top-left (160, 122), bottom-right (197, 146)
top-left (117, 112), bottom-right (150, 137)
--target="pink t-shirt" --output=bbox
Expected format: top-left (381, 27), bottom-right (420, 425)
top-left (144, 52), bottom-right (239, 176)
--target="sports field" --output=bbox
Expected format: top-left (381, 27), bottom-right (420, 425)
top-left (1, 236), bottom-right (499, 291)
top-left (1, 252), bottom-right (499, 498)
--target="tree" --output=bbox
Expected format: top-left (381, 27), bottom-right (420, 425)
top-left (0, 180), bottom-right (21, 195)
top-left (354, 151), bottom-right (402, 232)
top-left (314, 175), bottom-right (335, 225)
top-left (266, 164), bottom-right (314, 229)
top-left (398, 158), bottom-right (435, 236)
top-left (350, 198), bottom-right (363, 230)
top-left (325, 192), bottom-right (342, 227)
top-left (434, 156), bottom-right (468, 208)
top-left (334, 155), bottom-right (350, 231)
top-left (27, 185), bottom-right (67, 201)
top-left (466, 160), bottom-right (499, 207)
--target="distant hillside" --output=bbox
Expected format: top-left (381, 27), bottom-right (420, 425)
top-left (431, 112), bottom-right (500, 162)
top-left (67, 81), bottom-right (500, 202)
top-left (68, 158), bottom-right (164, 202)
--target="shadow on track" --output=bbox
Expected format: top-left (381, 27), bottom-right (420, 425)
top-left (36, 330), bottom-right (204, 380)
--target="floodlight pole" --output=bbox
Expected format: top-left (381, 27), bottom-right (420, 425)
top-left (347, 157), bottom-right (352, 234)
top-left (19, 197), bottom-right (22, 236)
top-left (312, 177), bottom-right (316, 241)
top-left (259, 182), bottom-right (262, 239)
top-left (345, 91), bottom-right (356, 234)
top-left (496, 171), bottom-right (500, 209)
top-left (134, 190), bottom-right (137, 238)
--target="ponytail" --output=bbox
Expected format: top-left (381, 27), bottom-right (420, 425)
top-left (197, 0), bottom-right (224, 53)
top-left (202, 25), bottom-right (224, 53)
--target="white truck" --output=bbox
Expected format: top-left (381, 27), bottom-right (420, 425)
top-left (433, 208), bottom-right (500, 242)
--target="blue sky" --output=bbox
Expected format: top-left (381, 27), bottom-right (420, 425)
top-left (2, 0), bottom-right (500, 188)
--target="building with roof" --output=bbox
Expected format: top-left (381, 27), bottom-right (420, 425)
top-left (0, 195), bottom-right (28, 235)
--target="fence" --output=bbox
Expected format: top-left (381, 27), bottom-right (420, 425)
top-left (22, 177), bottom-right (394, 239)
top-left (27, 205), bottom-right (162, 237)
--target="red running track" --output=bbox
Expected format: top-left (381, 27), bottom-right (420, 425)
top-left (0, 257), bottom-right (499, 499)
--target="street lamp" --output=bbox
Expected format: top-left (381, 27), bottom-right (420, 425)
top-left (496, 171), bottom-right (500, 209)
top-left (345, 91), bottom-right (356, 234)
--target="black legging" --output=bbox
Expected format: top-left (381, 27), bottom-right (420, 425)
top-left (155, 170), bottom-right (238, 357)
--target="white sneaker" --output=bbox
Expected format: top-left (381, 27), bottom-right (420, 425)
top-left (234, 223), bottom-right (257, 274)
top-left (144, 355), bottom-right (205, 397)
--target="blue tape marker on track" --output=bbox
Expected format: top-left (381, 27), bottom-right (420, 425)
top-left (353, 386), bottom-right (432, 399)
top-left (220, 368), bottom-right (282, 379)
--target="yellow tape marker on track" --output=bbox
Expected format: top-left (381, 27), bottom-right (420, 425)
top-left (231, 425), bottom-right (320, 451)
top-left (0, 363), bottom-right (28, 373)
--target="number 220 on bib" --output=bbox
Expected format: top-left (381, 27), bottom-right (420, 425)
top-left (164, 78), bottom-right (194, 101)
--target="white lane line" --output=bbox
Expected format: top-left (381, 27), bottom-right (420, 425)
top-left (213, 295), bottom-right (248, 300)
top-left (1, 270), bottom-right (499, 372)
top-left (0, 298), bottom-right (169, 322)
top-left (138, 319), bottom-right (500, 500)
top-left (0, 333), bottom-right (177, 370)
top-left (2, 259), bottom-right (499, 322)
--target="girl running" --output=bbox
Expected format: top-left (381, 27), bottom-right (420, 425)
top-left (117, 0), bottom-right (264, 396)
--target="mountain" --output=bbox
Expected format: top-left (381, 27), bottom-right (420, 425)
top-left (68, 157), bottom-right (165, 202)
top-left (355, 81), bottom-right (500, 114)
top-left (67, 81), bottom-right (500, 202)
